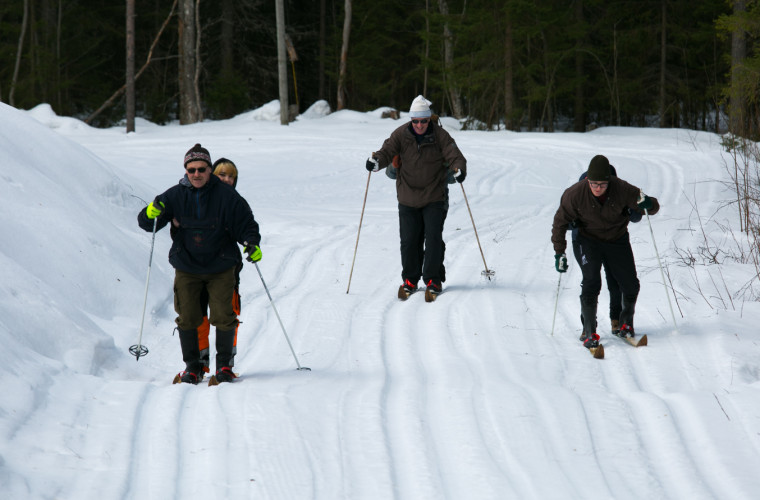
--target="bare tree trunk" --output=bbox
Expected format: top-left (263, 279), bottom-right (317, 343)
top-left (659, 0), bottom-right (666, 128)
top-left (424, 0), bottom-right (430, 96)
top-left (337, 0), bottom-right (352, 110)
top-left (730, 0), bottom-right (746, 135)
top-left (539, 31), bottom-right (555, 132)
top-left (573, 0), bottom-right (584, 132)
top-left (86, 0), bottom-right (177, 124)
top-left (613, 23), bottom-right (621, 126)
top-left (276, 0), bottom-right (289, 123)
top-left (126, 0), bottom-right (136, 132)
top-left (178, 0), bottom-right (200, 124)
top-left (318, 0), bottom-right (326, 99)
top-left (438, 0), bottom-right (463, 119)
top-left (221, 0), bottom-right (234, 76)
top-left (504, 18), bottom-right (514, 130)
top-left (56, 0), bottom-right (62, 110)
top-left (193, 0), bottom-right (203, 121)
top-left (9, 0), bottom-right (29, 106)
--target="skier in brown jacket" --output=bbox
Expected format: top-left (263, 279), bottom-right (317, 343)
top-left (551, 155), bottom-right (659, 349)
top-left (367, 95), bottom-right (467, 300)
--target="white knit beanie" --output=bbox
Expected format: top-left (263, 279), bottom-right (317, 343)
top-left (409, 95), bottom-right (432, 119)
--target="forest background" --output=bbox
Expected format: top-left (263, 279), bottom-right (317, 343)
top-left (0, 0), bottom-right (759, 136)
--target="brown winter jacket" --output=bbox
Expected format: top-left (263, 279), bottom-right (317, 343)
top-left (551, 176), bottom-right (660, 255)
top-left (374, 121), bottom-right (467, 208)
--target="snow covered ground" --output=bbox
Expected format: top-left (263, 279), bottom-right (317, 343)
top-left (1, 99), bottom-right (759, 499)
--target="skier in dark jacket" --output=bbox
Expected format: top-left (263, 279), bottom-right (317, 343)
top-left (367, 95), bottom-right (467, 300)
top-left (570, 166), bottom-right (643, 333)
top-left (137, 144), bottom-right (261, 384)
top-left (172, 157), bottom-right (243, 375)
top-left (552, 155), bottom-right (659, 350)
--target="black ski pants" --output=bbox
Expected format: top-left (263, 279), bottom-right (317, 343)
top-left (572, 237), bottom-right (623, 320)
top-left (398, 200), bottom-right (447, 285)
top-left (575, 232), bottom-right (640, 303)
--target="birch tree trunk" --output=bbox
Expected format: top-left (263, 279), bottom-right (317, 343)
top-left (318, 0), bottom-right (326, 99)
top-left (178, 0), bottom-right (200, 124)
top-left (193, 0), bottom-right (203, 122)
top-left (337, 0), bottom-right (352, 110)
top-left (276, 0), bottom-right (289, 124)
top-left (126, 0), bottom-right (136, 132)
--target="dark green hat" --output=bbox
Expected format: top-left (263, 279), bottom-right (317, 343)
top-left (587, 155), bottom-right (611, 181)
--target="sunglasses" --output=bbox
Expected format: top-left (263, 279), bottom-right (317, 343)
top-left (411, 119), bottom-right (429, 125)
top-left (186, 167), bottom-right (208, 174)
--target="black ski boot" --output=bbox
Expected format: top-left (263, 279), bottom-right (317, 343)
top-left (398, 278), bottom-right (418, 299)
top-left (614, 295), bottom-right (637, 338)
top-left (424, 279), bottom-right (442, 302)
top-left (212, 367), bottom-right (237, 384)
top-left (173, 328), bottom-right (204, 384)
top-left (579, 295), bottom-right (599, 347)
top-left (208, 328), bottom-right (237, 385)
top-left (582, 332), bottom-right (601, 349)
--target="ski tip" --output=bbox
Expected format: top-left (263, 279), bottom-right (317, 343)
top-left (208, 375), bottom-right (218, 386)
top-left (637, 334), bottom-right (648, 347)
top-left (592, 344), bottom-right (605, 359)
top-left (172, 374), bottom-right (182, 384)
top-left (398, 285), bottom-right (411, 300)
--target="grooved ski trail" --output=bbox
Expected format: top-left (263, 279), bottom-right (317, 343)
top-left (1, 101), bottom-right (759, 499)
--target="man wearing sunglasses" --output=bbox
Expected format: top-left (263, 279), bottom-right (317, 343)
top-left (550, 155), bottom-right (659, 350)
top-left (366, 95), bottom-right (467, 301)
top-left (137, 143), bottom-right (261, 384)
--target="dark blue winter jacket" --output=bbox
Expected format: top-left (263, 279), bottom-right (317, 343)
top-left (137, 174), bottom-right (260, 274)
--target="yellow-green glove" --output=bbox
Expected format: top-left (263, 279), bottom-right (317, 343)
top-left (146, 199), bottom-right (165, 219)
top-left (244, 244), bottom-right (262, 263)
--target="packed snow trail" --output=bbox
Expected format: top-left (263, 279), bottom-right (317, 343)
top-left (1, 102), bottom-right (760, 499)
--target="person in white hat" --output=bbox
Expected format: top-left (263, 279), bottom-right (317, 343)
top-left (366, 95), bottom-right (467, 300)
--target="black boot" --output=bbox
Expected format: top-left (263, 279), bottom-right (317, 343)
top-left (176, 328), bottom-right (203, 383)
top-left (212, 328), bottom-right (237, 383)
top-left (215, 329), bottom-right (237, 370)
top-left (614, 295), bottom-right (637, 338)
top-left (579, 295), bottom-right (599, 347)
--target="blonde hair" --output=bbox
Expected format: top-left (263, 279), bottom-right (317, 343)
top-left (213, 161), bottom-right (238, 179)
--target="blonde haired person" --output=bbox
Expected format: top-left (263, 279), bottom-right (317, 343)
top-left (213, 157), bottom-right (238, 187)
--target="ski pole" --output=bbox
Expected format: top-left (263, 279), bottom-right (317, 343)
top-left (550, 272), bottom-right (562, 336)
top-left (457, 178), bottom-right (495, 280)
top-left (642, 197), bottom-right (678, 332)
top-left (346, 171), bottom-right (372, 293)
top-left (130, 217), bottom-right (157, 360)
top-left (254, 262), bottom-right (311, 371)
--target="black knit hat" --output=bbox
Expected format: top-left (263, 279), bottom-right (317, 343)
top-left (184, 143), bottom-right (212, 167)
top-left (587, 155), bottom-right (611, 182)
